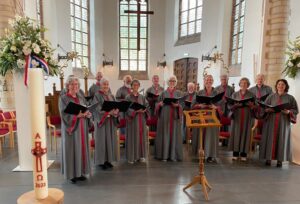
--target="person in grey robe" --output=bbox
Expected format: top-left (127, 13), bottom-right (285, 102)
top-left (215, 74), bottom-right (234, 117)
top-left (125, 79), bottom-right (149, 163)
top-left (59, 75), bottom-right (91, 183)
top-left (229, 77), bottom-right (256, 161)
top-left (259, 79), bottom-right (298, 167)
top-left (155, 75), bottom-right (183, 161)
top-left (91, 77), bottom-right (119, 170)
top-left (249, 74), bottom-right (273, 100)
top-left (182, 82), bottom-right (197, 144)
top-left (89, 71), bottom-right (103, 97)
top-left (191, 75), bottom-right (220, 163)
top-left (145, 75), bottom-right (164, 131)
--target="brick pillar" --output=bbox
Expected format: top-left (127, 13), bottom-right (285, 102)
top-left (260, 0), bottom-right (290, 87)
top-left (0, 0), bottom-right (23, 111)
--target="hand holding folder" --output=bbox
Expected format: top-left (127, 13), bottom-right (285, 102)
top-left (257, 101), bottom-right (290, 113)
top-left (64, 101), bottom-right (99, 115)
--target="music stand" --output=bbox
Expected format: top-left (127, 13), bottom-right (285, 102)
top-left (183, 109), bottom-right (221, 200)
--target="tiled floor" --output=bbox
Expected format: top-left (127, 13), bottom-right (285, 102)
top-left (1, 138), bottom-right (300, 204)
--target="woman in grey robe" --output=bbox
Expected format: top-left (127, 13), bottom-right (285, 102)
top-left (125, 79), bottom-right (149, 163)
top-left (59, 76), bottom-right (91, 183)
top-left (92, 77), bottom-right (119, 170)
top-left (259, 79), bottom-right (298, 167)
top-left (155, 75), bottom-right (183, 161)
top-left (229, 77), bottom-right (256, 161)
top-left (191, 75), bottom-right (220, 163)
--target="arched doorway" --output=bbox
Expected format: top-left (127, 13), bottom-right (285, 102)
top-left (174, 58), bottom-right (198, 92)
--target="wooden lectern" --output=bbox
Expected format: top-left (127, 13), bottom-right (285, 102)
top-left (183, 109), bottom-right (221, 201)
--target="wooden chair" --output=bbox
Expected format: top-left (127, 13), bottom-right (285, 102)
top-left (250, 119), bottom-right (263, 155)
top-left (219, 116), bottom-right (231, 144)
top-left (146, 117), bottom-right (157, 156)
top-left (0, 127), bottom-right (11, 156)
top-left (46, 115), bottom-right (61, 154)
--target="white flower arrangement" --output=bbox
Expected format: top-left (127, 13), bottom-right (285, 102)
top-left (0, 15), bottom-right (59, 76)
top-left (283, 36), bottom-right (300, 79)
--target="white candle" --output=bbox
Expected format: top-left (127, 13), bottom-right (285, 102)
top-left (29, 68), bottom-right (48, 199)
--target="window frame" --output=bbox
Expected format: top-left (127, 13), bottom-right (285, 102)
top-left (176, 0), bottom-right (202, 46)
top-left (36, 0), bottom-right (44, 39)
top-left (118, 0), bottom-right (149, 80)
top-left (70, 0), bottom-right (91, 70)
top-left (229, 0), bottom-right (246, 67)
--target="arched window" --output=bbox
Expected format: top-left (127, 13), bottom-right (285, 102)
top-left (70, 0), bottom-right (90, 69)
top-left (229, 0), bottom-right (245, 66)
top-left (119, 0), bottom-right (149, 79)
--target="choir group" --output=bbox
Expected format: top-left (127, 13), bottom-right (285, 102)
top-left (59, 72), bottom-right (298, 183)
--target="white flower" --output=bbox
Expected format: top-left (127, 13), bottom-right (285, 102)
top-left (10, 45), bottom-right (17, 52)
top-left (15, 15), bottom-right (22, 21)
top-left (288, 61), bottom-right (294, 67)
top-left (8, 19), bottom-right (14, 26)
top-left (24, 40), bottom-right (31, 47)
top-left (17, 59), bottom-right (25, 69)
top-left (297, 62), bottom-right (300, 68)
top-left (31, 59), bottom-right (39, 67)
top-left (33, 46), bottom-right (41, 54)
top-left (22, 46), bottom-right (32, 55)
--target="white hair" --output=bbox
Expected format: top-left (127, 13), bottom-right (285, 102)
top-left (99, 77), bottom-right (109, 85)
top-left (123, 75), bottom-right (132, 82)
top-left (187, 82), bottom-right (195, 88)
top-left (65, 75), bottom-right (80, 90)
top-left (167, 75), bottom-right (178, 87)
top-left (220, 74), bottom-right (228, 79)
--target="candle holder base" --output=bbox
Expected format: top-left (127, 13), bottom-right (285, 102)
top-left (17, 188), bottom-right (64, 204)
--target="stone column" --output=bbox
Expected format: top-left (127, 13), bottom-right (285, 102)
top-left (0, 0), bottom-right (23, 111)
top-left (260, 0), bottom-right (290, 87)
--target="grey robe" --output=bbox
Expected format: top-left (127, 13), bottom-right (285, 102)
top-left (116, 85), bottom-right (132, 101)
top-left (215, 85), bottom-right (234, 116)
top-left (182, 92), bottom-right (197, 141)
top-left (249, 84), bottom-right (273, 99)
top-left (92, 91), bottom-right (119, 165)
top-left (59, 94), bottom-right (90, 180)
top-left (89, 83), bottom-right (101, 97)
top-left (155, 89), bottom-right (183, 161)
top-left (125, 93), bottom-right (149, 162)
top-left (191, 88), bottom-right (220, 158)
top-left (229, 90), bottom-right (255, 154)
top-left (259, 93), bottom-right (298, 162)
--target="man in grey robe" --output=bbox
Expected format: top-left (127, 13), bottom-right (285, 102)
top-left (145, 75), bottom-right (164, 131)
top-left (215, 74), bottom-right (234, 117)
top-left (89, 71), bottom-right (103, 97)
top-left (249, 74), bottom-right (273, 100)
top-left (155, 75), bottom-right (183, 161)
top-left (259, 79), bottom-right (298, 167)
top-left (125, 79), bottom-right (149, 163)
top-left (91, 78), bottom-right (119, 170)
top-left (59, 76), bottom-right (91, 183)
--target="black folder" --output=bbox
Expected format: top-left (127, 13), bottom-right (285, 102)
top-left (101, 101), bottom-right (131, 112)
top-left (196, 92), bottom-right (225, 104)
top-left (225, 96), bottom-right (255, 106)
top-left (163, 97), bottom-right (181, 105)
top-left (85, 96), bottom-right (93, 102)
top-left (257, 94), bottom-right (269, 102)
top-left (184, 100), bottom-right (192, 107)
top-left (64, 102), bottom-right (99, 115)
top-left (257, 101), bottom-right (290, 112)
top-left (130, 102), bottom-right (146, 110)
top-left (147, 92), bottom-right (159, 98)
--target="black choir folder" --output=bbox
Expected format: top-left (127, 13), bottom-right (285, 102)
top-left (196, 92), bottom-right (225, 104)
top-left (101, 101), bottom-right (131, 112)
top-left (147, 92), bottom-right (159, 98)
top-left (163, 97), bottom-right (184, 105)
top-left (257, 94), bottom-right (269, 102)
top-left (64, 102), bottom-right (99, 115)
top-left (184, 100), bottom-right (192, 107)
top-left (225, 96), bottom-right (255, 106)
top-left (257, 101), bottom-right (290, 112)
top-left (130, 102), bottom-right (146, 110)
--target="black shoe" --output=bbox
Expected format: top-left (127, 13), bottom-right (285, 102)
top-left (277, 161), bottom-right (282, 168)
top-left (265, 160), bottom-right (271, 166)
top-left (105, 161), bottom-right (113, 168)
top-left (99, 164), bottom-right (108, 170)
top-left (206, 157), bottom-right (213, 163)
top-left (70, 178), bottom-right (77, 184)
top-left (77, 176), bottom-right (87, 181)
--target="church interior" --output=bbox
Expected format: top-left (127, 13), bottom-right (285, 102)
top-left (1, 0), bottom-right (300, 203)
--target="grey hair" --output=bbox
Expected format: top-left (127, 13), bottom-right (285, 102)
top-left (167, 75), bottom-right (178, 87)
top-left (187, 82), bottom-right (195, 88)
top-left (65, 75), bottom-right (80, 90)
top-left (99, 77), bottom-right (109, 85)
top-left (256, 73), bottom-right (265, 80)
top-left (220, 74), bottom-right (229, 79)
top-left (204, 74), bottom-right (214, 81)
top-left (123, 74), bottom-right (132, 82)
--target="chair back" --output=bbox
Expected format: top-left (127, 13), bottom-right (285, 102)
top-left (2, 111), bottom-right (13, 120)
top-left (117, 119), bottom-right (126, 128)
top-left (49, 115), bottom-right (61, 125)
top-left (146, 117), bottom-right (158, 126)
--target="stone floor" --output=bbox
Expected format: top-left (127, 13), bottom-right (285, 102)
top-left (1, 137), bottom-right (300, 204)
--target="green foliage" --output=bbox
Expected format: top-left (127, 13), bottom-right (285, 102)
top-left (0, 15), bottom-right (59, 76)
top-left (283, 36), bottom-right (300, 79)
